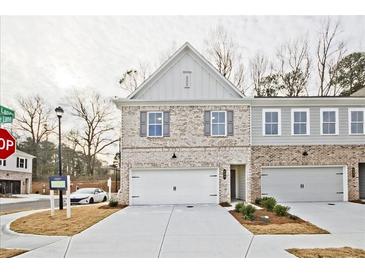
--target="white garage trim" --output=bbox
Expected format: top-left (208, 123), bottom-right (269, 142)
top-left (261, 165), bottom-right (348, 202)
top-left (129, 167), bottom-right (219, 205)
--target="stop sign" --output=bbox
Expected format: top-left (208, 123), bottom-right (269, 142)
top-left (0, 128), bottom-right (16, 159)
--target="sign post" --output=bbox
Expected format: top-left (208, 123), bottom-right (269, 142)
top-left (49, 175), bottom-right (67, 216)
top-left (0, 128), bottom-right (16, 159)
top-left (66, 175), bottom-right (71, 218)
top-left (107, 177), bottom-right (112, 200)
top-left (50, 190), bottom-right (55, 216)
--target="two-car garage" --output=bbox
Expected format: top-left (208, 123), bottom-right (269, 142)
top-left (130, 168), bottom-right (219, 205)
top-left (261, 166), bottom-right (346, 202)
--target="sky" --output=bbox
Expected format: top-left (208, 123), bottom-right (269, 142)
top-left (1, 16), bottom-right (364, 162)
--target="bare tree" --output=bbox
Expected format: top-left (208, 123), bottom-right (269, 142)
top-left (276, 38), bottom-right (311, 96)
top-left (67, 92), bottom-right (119, 176)
top-left (15, 95), bottom-right (56, 144)
top-left (205, 25), bottom-right (247, 95)
top-left (316, 18), bottom-right (346, 96)
top-left (250, 53), bottom-right (270, 96)
top-left (119, 62), bottom-right (150, 93)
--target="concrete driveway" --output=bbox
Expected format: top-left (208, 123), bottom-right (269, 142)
top-left (247, 202), bottom-right (365, 257)
top-left (64, 205), bottom-right (252, 258)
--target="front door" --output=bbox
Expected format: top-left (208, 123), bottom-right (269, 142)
top-left (230, 170), bottom-right (236, 199)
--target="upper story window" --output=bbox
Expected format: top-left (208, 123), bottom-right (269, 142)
top-left (211, 111), bottom-right (227, 136)
top-left (263, 109), bottom-right (281, 136)
top-left (183, 71), bottom-right (192, 89)
top-left (147, 112), bottom-right (163, 137)
top-left (291, 109), bottom-right (310, 135)
top-left (349, 108), bottom-right (365, 135)
top-left (0, 159), bottom-right (6, 167)
top-left (320, 108), bottom-right (339, 135)
top-left (16, 157), bottom-right (28, 169)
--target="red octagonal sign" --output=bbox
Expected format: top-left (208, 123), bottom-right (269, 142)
top-left (0, 128), bottom-right (16, 159)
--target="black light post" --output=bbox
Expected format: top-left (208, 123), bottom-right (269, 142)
top-left (55, 106), bottom-right (64, 210)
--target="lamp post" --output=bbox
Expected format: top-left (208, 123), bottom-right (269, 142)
top-left (55, 106), bottom-right (64, 210)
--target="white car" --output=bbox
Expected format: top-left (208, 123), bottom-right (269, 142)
top-left (69, 188), bottom-right (108, 204)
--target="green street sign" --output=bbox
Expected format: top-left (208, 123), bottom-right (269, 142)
top-left (0, 115), bottom-right (13, 123)
top-left (0, 105), bottom-right (15, 124)
top-left (0, 105), bottom-right (15, 118)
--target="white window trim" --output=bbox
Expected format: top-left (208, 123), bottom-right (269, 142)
top-left (262, 109), bottom-right (281, 136)
top-left (210, 111), bottom-right (227, 137)
top-left (291, 108), bottom-right (310, 136)
top-left (348, 108), bottom-right (365, 135)
top-left (320, 108), bottom-right (339, 135)
top-left (147, 111), bottom-right (164, 137)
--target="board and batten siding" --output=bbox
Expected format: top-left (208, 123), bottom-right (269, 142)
top-left (251, 106), bottom-right (365, 145)
top-left (132, 50), bottom-right (241, 100)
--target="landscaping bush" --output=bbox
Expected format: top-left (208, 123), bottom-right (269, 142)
top-left (241, 204), bottom-right (256, 220)
top-left (235, 202), bottom-right (244, 212)
top-left (273, 204), bottom-right (290, 216)
top-left (108, 197), bottom-right (119, 207)
top-left (254, 197), bottom-right (262, 205)
top-left (260, 197), bottom-right (277, 211)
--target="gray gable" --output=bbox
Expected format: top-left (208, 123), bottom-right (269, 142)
top-left (129, 43), bottom-right (243, 100)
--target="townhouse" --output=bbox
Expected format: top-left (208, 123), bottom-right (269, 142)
top-left (114, 42), bottom-right (365, 205)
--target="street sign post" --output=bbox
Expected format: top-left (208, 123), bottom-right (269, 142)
top-left (49, 175), bottom-right (71, 218)
top-left (0, 128), bottom-right (16, 159)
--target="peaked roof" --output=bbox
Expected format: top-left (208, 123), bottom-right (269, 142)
top-left (127, 42), bottom-right (245, 100)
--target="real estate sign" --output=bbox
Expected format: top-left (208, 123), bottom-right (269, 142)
top-left (0, 105), bottom-right (15, 124)
top-left (49, 176), bottom-right (68, 190)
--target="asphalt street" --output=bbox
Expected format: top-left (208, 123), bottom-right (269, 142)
top-left (0, 198), bottom-right (60, 213)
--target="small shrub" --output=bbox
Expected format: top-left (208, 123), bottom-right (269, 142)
top-left (273, 204), bottom-right (290, 216)
top-left (235, 202), bottom-right (244, 212)
top-left (108, 197), bottom-right (119, 207)
top-left (260, 197), bottom-right (277, 211)
top-left (254, 197), bottom-right (262, 205)
top-left (241, 204), bottom-right (256, 220)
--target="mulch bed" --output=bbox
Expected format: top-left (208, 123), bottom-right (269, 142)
top-left (230, 209), bottom-right (329, 235)
top-left (99, 204), bottom-right (128, 209)
top-left (350, 200), bottom-right (365, 205)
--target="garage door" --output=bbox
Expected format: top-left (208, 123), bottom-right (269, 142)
top-left (261, 167), bottom-right (344, 202)
top-left (130, 168), bottom-right (218, 205)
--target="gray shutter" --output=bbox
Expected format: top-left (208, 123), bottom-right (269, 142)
top-left (140, 111), bottom-right (147, 137)
top-left (227, 110), bottom-right (234, 136)
top-left (204, 111), bottom-right (211, 136)
top-left (163, 111), bottom-right (170, 137)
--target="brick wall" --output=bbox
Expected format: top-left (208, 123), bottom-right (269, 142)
top-left (119, 104), bottom-right (251, 204)
top-left (250, 145), bottom-right (365, 202)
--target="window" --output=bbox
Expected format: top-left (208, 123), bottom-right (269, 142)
top-left (211, 111), bottom-right (227, 136)
top-left (263, 109), bottom-right (281, 136)
top-left (183, 71), bottom-right (191, 88)
top-left (321, 108), bottom-right (339, 135)
top-left (0, 159), bottom-right (6, 166)
top-left (291, 109), bottom-right (310, 135)
top-left (16, 157), bottom-right (26, 169)
top-left (349, 108), bottom-right (365, 135)
top-left (147, 112), bottom-right (163, 137)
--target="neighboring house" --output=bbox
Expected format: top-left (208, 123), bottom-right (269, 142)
top-left (0, 150), bottom-right (35, 194)
top-left (114, 42), bottom-right (365, 205)
top-left (251, 97), bottom-right (365, 202)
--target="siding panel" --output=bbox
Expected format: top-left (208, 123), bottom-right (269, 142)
top-left (252, 106), bottom-right (365, 145)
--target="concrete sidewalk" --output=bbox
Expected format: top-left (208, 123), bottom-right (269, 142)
top-left (0, 210), bottom-right (69, 257)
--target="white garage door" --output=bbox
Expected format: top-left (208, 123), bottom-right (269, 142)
top-left (261, 167), bottom-right (345, 202)
top-left (130, 168), bottom-right (219, 205)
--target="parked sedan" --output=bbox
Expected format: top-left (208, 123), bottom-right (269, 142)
top-left (69, 188), bottom-right (108, 204)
